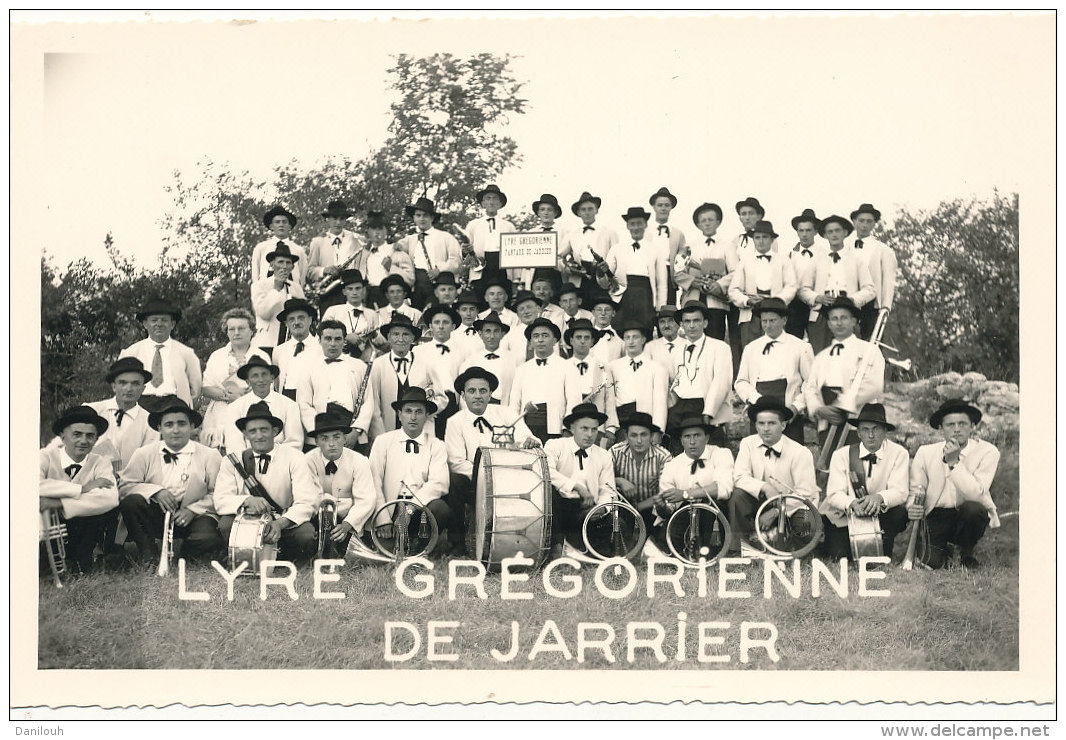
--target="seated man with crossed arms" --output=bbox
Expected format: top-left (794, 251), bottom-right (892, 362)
top-left (214, 401), bottom-right (321, 564)
top-left (907, 399), bottom-right (1001, 569)
top-left (821, 402), bottom-right (910, 561)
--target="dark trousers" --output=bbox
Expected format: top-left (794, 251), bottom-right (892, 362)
top-left (921, 502), bottom-right (990, 568)
top-left (785, 297), bottom-right (810, 339)
top-left (858, 301), bottom-right (880, 341)
top-left (807, 313), bottom-right (831, 355)
top-left (738, 319), bottom-right (764, 348)
top-left (821, 505), bottom-right (909, 561)
top-left (726, 305), bottom-right (742, 377)
top-left (446, 473), bottom-right (476, 548)
top-left (413, 268), bottom-right (433, 311)
top-left (704, 308), bottom-right (728, 341)
top-left (120, 495), bottom-right (224, 563)
top-left (664, 398), bottom-right (727, 454)
top-left (524, 404), bottom-right (551, 444)
top-left (60, 512), bottom-right (111, 574)
top-left (551, 491), bottom-right (594, 548)
top-left (217, 515), bottom-right (317, 563)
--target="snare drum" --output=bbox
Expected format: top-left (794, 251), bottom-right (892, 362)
top-left (228, 514), bottom-right (277, 576)
top-left (846, 510), bottom-right (884, 561)
top-left (473, 447), bottom-right (552, 570)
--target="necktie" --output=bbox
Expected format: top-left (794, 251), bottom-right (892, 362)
top-left (485, 353), bottom-right (499, 360)
top-left (830, 343), bottom-right (845, 356)
top-left (405, 439), bottom-right (420, 454)
top-left (632, 241), bottom-right (641, 251)
top-left (705, 237), bottom-right (715, 246)
top-left (830, 252), bottom-right (842, 264)
top-left (418, 232), bottom-right (427, 244)
top-left (583, 225), bottom-right (595, 233)
top-left (690, 458), bottom-right (705, 475)
top-left (862, 453), bottom-right (877, 477)
top-left (536, 358), bottom-right (548, 366)
top-left (658, 225), bottom-right (669, 237)
top-left (757, 254), bottom-right (771, 262)
top-left (487, 217), bottom-right (496, 231)
top-left (473, 416), bottom-right (491, 433)
top-left (324, 460), bottom-right (338, 476)
top-left (114, 408), bottom-right (126, 427)
top-left (855, 239), bottom-right (864, 250)
top-left (294, 340), bottom-right (305, 357)
top-left (325, 358), bottom-right (343, 364)
top-left (575, 448), bottom-right (588, 470)
top-left (762, 340), bottom-right (777, 355)
top-left (258, 454), bottom-right (271, 475)
top-left (151, 344), bottom-right (164, 387)
top-left (437, 344), bottom-right (450, 355)
top-left (686, 344), bottom-right (696, 358)
top-left (762, 445), bottom-right (781, 460)
top-left (163, 449), bottom-right (180, 464)
top-left (630, 359), bottom-right (642, 371)
top-left (577, 361), bottom-right (588, 375)
top-left (65, 463), bottom-right (82, 479)
top-left (332, 237), bottom-right (341, 247)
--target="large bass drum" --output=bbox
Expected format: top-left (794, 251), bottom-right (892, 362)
top-left (229, 513), bottom-right (277, 577)
top-left (472, 447), bottom-right (552, 571)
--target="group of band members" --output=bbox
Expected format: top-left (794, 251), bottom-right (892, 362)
top-left (41, 187), bottom-right (1001, 573)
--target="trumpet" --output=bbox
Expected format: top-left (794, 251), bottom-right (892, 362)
top-left (39, 509), bottom-right (68, 588)
top-left (157, 508), bottom-right (175, 577)
top-left (317, 496), bottom-right (339, 562)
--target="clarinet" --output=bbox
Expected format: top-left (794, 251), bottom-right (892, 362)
top-left (351, 364), bottom-right (372, 429)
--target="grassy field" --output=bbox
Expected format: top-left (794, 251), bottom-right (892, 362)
top-left (38, 510), bottom-right (1018, 671)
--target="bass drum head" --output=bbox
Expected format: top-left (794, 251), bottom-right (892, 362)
top-left (474, 446), bottom-right (551, 571)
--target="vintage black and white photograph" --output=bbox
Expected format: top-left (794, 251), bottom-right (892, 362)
top-left (12, 9), bottom-right (1055, 722)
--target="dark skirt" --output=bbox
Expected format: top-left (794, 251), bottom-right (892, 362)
top-left (613, 274), bottom-right (655, 334)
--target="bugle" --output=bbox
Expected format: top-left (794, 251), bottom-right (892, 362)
top-left (157, 508), bottom-right (175, 577)
top-left (754, 477), bottom-right (823, 559)
top-left (664, 496), bottom-right (731, 567)
top-left (317, 496), bottom-right (338, 561)
top-left (39, 509), bottom-right (68, 588)
top-left (580, 495), bottom-right (648, 564)
top-left (901, 491), bottom-right (927, 571)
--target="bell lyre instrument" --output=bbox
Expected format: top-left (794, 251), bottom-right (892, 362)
top-left (901, 490), bottom-right (927, 571)
top-left (815, 307), bottom-right (911, 477)
top-left (157, 508), bottom-right (175, 577)
top-left (39, 509), bottom-right (68, 588)
top-left (753, 476), bottom-right (823, 559)
top-left (664, 491), bottom-right (732, 567)
top-left (588, 248), bottom-right (625, 299)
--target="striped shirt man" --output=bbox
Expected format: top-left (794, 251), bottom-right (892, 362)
top-left (610, 441), bottom-right (672, 504)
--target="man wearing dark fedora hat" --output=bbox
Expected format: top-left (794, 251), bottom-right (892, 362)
top-left (476, 274), bottom-right (520, 330)
top-left (223, 355), bottom-right (304, 454)
top-left (610, 411), bottom-right (672, 540)
top-left (798, 214), bottom-right (876, 354)
top-left (420, 303), bottom-right (470, 440)
top-left (306, 410), bottom-right (377, 556)
top-left (557, 282), bottom-right (594, 338)
top-left (606, 320), bottom-right (669, 442)
top-left (587, 292), bottom-right (624, 366)
top-left (563, 318), bottom-right (608, 418)
top-left (375, 273), bottom-right (423, 328)
top-left (509, 317), bottom-right (582, 443)
top-left (665, 301), bottom-right (734, 452)
top-left (463, 184), bottom-right (514, 285)
top-left (817, 402), bottom-right (908, 560)
top-left (530, 267), bottom-right (568, 336)
top-left (908, 399), bottom-right (1001, 569)
top-left (544, 402), bottom-right (618, 558)
top-left (252, 205), bottom-right (308, 288)
top-left (451, 290), bottom-right (485, 353)
top-left (444, 366), bottom-right (539, 554)
top-left (728, 220), bottom-right (799, 347)
top-left (847, 203), bottom-right (898, 341)
top-left (734, 297), bottom-right (813, 444)
top-left (40, 406), bottom-right (119, 574)
top-left (306, 199), bottom-right (367, 314)
top-left (731, 396), bottom-right (818, 554)
top-left (120, 298), bottom-right (203, 407)
top-left (500, 290), bottom-right (551, 363)
top-left (363, 211), bottom-right (415, 308)
top-left (645, 305), bottom-right (682, 371)
top-left (214, 401), bottom-right (320, 564)
top-left (649, 186), bottom-right (687, 299)
top-left (321, 269), bottom-right (381, 361)
top-left (786, 208), bottom-right (827, 339)
top-left (252, 241), bottom-right (307, 354)
top-left (460, 310), bottom-right (514, 403)
top-left (368, 387), bottom-right (452, 551)
top-left (563, 191), bottom-right (618, 304)
top-left (730, 197), bottom-right (773, 367)
top-left (273, 298), bottom-right (321, 400)
top-left (422, 271), bottom-right (461, 317)
top-left (368, 313), bottom-right (440, 438)
top-left (600, 206), bottom-right (668, 334)
top-left (676, 202), bottom-right (734, 342)
top-left (396, 196), bottom-right (461, 311)
top-left (118, 396), bottom-right (225, 565)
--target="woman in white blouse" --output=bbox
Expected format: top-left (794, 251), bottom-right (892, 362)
top-left (199, 308), bottom-right (271, 450)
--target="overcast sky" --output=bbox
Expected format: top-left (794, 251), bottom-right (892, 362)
top-left (14, 10), bottom-right (1054, 268)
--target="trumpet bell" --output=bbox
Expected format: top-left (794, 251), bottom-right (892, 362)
top-left (887, 357), bottom-right (913, 372)
top-left (345, 532), bottom-right (398, 564)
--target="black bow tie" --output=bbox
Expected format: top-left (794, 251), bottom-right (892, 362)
top-left (632, 241), bottom-right (641, 251)
top-left (257, 454), bottom-right (271, 474)
top-left (473, 417), bottom-right (491, 433)
top-left (800, 248), bottom-right (813, 258)
top-left (536, 358), bottom-right (548, 366)
top-left (332, 237), bottom-right (341, 247)
top-left (666, 342), bottom-right (675, 351)
top-left (744, 231), bottom-right (754, 238)
top-left (600, 329), bottom-right (615, 338)
top-left (575, 448), bottom-right (588, 470)
top-left (485, 353), bottom-right (499, 360)
top-left (757, 254), bottom-right (772, 262)
top-left (705, 237), bottom-right (715, 245)
top-left (465, 326), bottom-right (478, 335)
top-left (577, 361), bottom-right (588, 375)
top-left (690, 458), bottom-right (705, 475)
top-left (686, 344), bottom-right (696, 356)
top-left (294, 340), bottom-right (305, 356)
top-left (395, 357), bottom-right (409, 370)
top-left (114, 408), bottom-right (126, 426)
top-left (630, 359), bottom-right (642, 371)
top-left (64, 463), bottom-right (82, 479)
top-left (350, 307), bottom-right (362, 315)
top-left (325, 358), bottom-right (343, 364)
top-left (437, 344), bottom-right (451, 355)
top-left (762, 340), bottom-right (777, 355)
top-left (583, 225), bottom-right (595, 233)
top-left (163, 450), bottom-right (180, 464)
top-left (861, 452), bottom-right (877, 477)
top-left (405, 439), bottom-right (420, 454)
top-left (542, 226), bottom-right (552, 232)
top-left (658, 225), bottom-right (669, 237)
top-left (830, 252), bottom-right (842, 263)
top-left (854, 239), bottom-right (864, 249)
top-left (762, 445), bottom-right (781, 459)
top-left (324, 460), bottom-right (338, 476)
top-left (829, 343), bottom-right (845, 356)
